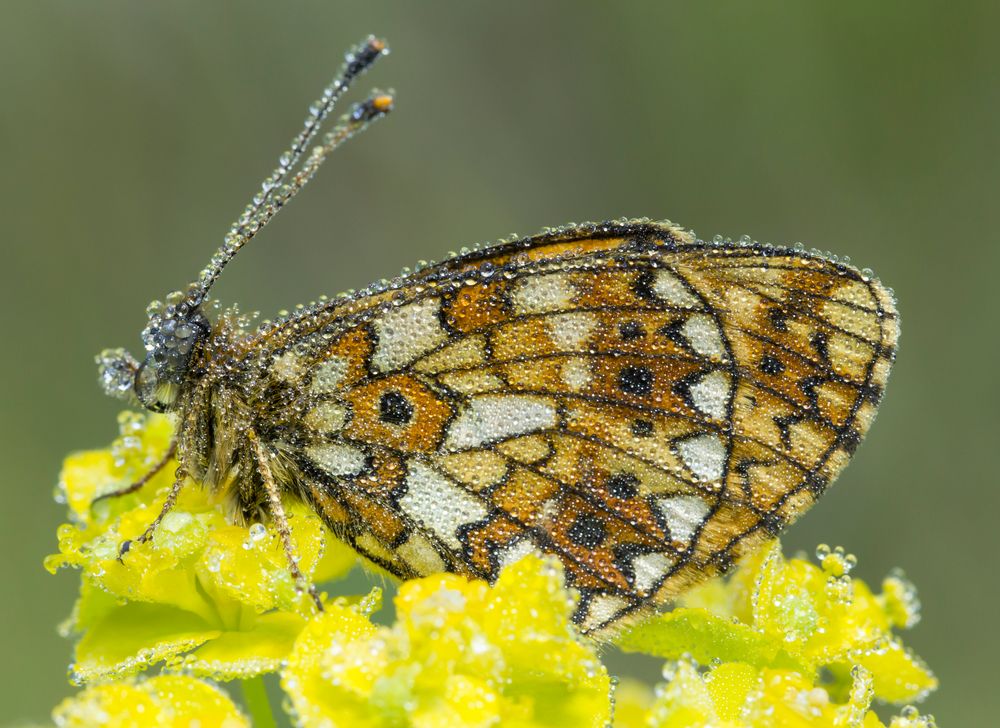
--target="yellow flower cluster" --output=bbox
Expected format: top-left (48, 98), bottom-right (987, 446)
top-left (615, 542), bottom-right (938, 726)
top-left (282, 557), bottom-right (610, 727)
top-left (52, 675), bottom-right (248, 728)
top-left (46, 412), bottom-right (357, 684)
top-left (47, 413), bottom-right (938, 727)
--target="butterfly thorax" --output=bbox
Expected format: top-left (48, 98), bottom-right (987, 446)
top-left (162, 308), bottom-right (293, 519)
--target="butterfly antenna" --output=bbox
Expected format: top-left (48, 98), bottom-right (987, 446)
top-left (186, 36), bottom-right (392, 305)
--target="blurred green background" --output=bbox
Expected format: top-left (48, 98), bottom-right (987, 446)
top-left (1, 1), bottom-right (996, 724)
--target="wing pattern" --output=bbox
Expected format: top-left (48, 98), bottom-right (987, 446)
top-left (250, 221), bottom-right (897, 633)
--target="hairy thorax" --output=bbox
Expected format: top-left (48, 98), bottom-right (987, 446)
top-left (174, 313), bottom-right (314, 524)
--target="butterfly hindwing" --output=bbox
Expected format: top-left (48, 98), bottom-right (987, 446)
top-left (257, 221), bottom-right (896, 632)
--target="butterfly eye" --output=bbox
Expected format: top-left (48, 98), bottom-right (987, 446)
top-left (134, 358), bottom-right (178, 413)
top-left (378, 390), bottom-right (414, 425)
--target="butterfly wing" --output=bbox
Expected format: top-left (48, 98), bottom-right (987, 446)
top-left (254, 221), bottom-right (897, 632)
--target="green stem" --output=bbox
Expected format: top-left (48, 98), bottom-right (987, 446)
top-left (241, 676), bottom-right (278, 728)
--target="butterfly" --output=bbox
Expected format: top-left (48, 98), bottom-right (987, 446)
top-left (95, 37), bottom-right (898, 634)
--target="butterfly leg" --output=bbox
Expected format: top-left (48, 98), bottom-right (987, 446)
top-left (94, 439), bottom-right (178, 505)
top-left (116, 466), bottom-right (187, 561)
top-left (249, 431), bottom-right (324, 612)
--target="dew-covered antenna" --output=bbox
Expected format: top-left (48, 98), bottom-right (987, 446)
top-left (187, 36), bottom-right (393, 306)
top-left (97, 36), bottom-right (393, 408)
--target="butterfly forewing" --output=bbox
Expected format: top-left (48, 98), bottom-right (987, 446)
top-left (253, 221), bottom-right (897, 632)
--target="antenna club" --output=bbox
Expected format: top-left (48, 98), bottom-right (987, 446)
top-left (348, 37), bottom-right (390, 78)
top-left (372, 94), bottom-right (394, 113)
top-left (186, 35), bottom-right (392, 305)
top-left (352, 94), bottom-right (395, 123)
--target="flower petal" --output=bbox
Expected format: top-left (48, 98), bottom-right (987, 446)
top-left (181, 611), bottom-right (307, 680)
top-left (282, 556), bottom-right (612, 728)
top-left (72, 603), bottom-right (221, 684)
top-left (615, 607), bottom-right (799, 671)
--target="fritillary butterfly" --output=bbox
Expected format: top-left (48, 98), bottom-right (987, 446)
top-left (95, 37), bottom-right (897, 633)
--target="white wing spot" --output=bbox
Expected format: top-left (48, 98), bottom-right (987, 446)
top-left (513, 273), bottom-right (576, 314)
top-left (631, 551), bottom-right (676, 594)
top-left (688, 370), bottom-right (731, 419)
top-left (306, 443), bottom-right (367, 478)
top-left (581, 594), bottom-right (630, 632)
top-left (682, 314), bottom-right (727, 359)
top-left (675, 432), bottom-right (727, 482)
top-left (496, 537), bottom-right (544, 571)
top-left (538, 498), bottom-right (560, 524)
top-left (272, 351), bottom-right (304, 382)
top-left (400, 460), bottom-right (488, 549)
top-left (655, 495), bottom-right (711, 544)
top-left (546, 311), bottom-right (598, 350)
top-left (445, 395), bottom-right (558, 451)
top-left (303, 401), bottom-right (348, 433)
top-left (373, 298), bottom-right (449, 373)
top-left (560, 358), bottom-right (593, 391)
top-left (653, 270), bottom-right (701, 307)
top-left (397, 532), bottom-right (447, 575)
top-left (310, 356), bottom-right (350, 394)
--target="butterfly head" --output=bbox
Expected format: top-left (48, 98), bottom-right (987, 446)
top-left (97, 290), bottom-right (211, 412)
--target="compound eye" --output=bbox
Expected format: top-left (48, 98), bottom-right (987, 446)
top-left (135, 358), bottom-right (178, 413)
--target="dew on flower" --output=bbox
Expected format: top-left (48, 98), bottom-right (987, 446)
top-left (892, 704), bottom-right (938, 727)
top-left (882, 569), bottom-right (923, 629)
top-left (160, 511), bottom-right (193, 534)
top-left (817, 544), bottom-right (857, 578)
top-left (844, 664), bottom-right (876, 725)
top-left (825, 573), bottom-right (855, 605)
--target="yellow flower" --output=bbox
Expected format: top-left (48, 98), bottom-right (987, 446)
top-left (615, 542), bottom-right (938, 727)
top-left (47, 413), bottom-right (938, 726)
top-left (282, 555), bottom-right (611, 728)
top-left (46, 412), bottom-right (358, 684)
top-left (52, 675), bottom-right (248, 728)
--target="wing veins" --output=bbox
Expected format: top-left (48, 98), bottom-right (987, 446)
top-left (488, 446), bottom-right (675, 554)
top-left (718, 279), bottom-right (888, 348)
top-left (325, 434), bottom-right (628, 591)
top-left (712, 275), bottom-right (887, 317)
